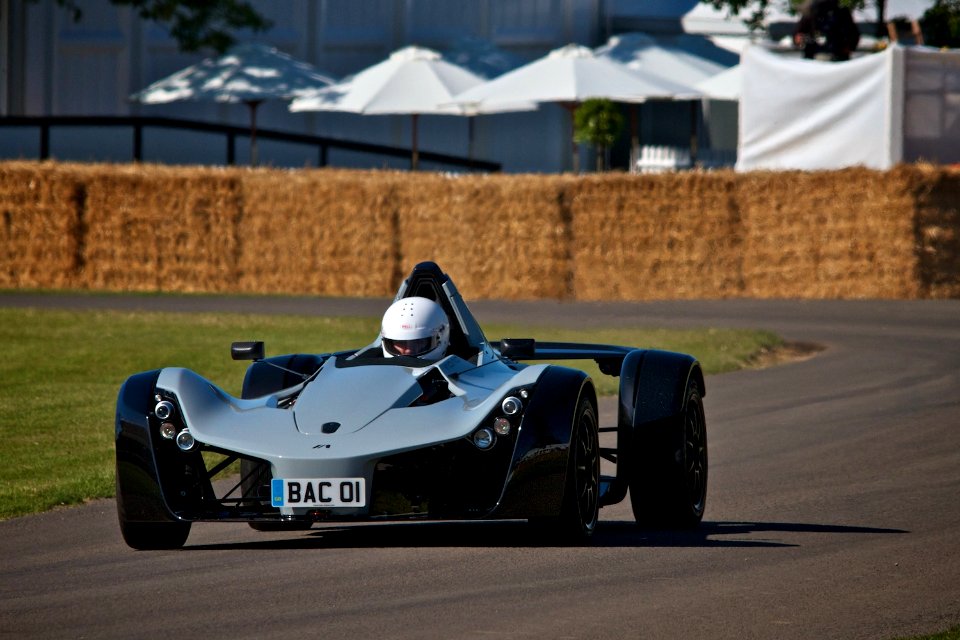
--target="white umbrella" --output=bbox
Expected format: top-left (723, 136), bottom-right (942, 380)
top-left (696, 64), bottom-right (741, 101)
top-left (131, 43), bottom-right (336, 165)
top-left (451, 44), bottom-right (700, 171)
top-left (595, 32), bottom-right (733, 87)
top-left (290, 46), bottom-right (532, 169)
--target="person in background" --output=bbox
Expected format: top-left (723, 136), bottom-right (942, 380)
top-left (795, 0), bottom-right (861, 61)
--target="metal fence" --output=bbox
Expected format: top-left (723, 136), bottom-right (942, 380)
top-left (0, 116), bottom-right (500, 172)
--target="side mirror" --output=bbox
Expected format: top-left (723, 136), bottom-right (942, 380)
top-left (231, 341), bottom-right (264, 361)
top-left (500, 338), bottom-right (535, 359)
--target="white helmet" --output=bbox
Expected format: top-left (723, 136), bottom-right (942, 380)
top-left (381, 296), bottom-right (450, 361)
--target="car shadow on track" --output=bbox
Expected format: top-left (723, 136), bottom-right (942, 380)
top-left (182, 519), bottom-right (908, 551)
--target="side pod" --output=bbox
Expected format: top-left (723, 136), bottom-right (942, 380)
top-left (493, 366), bottom-right (596, 519)
top-left (115, 369), bottom-right (174, 523)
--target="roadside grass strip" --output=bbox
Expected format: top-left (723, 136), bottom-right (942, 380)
top-left (0, 307), bottom-right (783, 520)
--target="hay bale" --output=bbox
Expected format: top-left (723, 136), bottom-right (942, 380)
top-left (570, 172), bottom-right (743, 300)
top-left (908, 165), bottom-right (960, 298)
top-left (237, 169), bottom-right (399, 296)
top-left (394, 173), bottom-right (573, 300)
top-left (0, 162), bottom-right (84, 288)
top-left (737, 168), bottom-right (919, 298)
top-left (80, 164), bottom-right (243, 292)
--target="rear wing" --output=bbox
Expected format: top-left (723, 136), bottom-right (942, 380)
top-left (497, 339), bottom-right (633, 376)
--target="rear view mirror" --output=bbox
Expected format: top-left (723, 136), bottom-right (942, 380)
top-left (231, 341), bottom-right (264, 361)
top-left (500, 338), bottom-right (535, 359)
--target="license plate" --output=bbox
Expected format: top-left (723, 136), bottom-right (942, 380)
top-left (271, 478), bottom-right (366, 508)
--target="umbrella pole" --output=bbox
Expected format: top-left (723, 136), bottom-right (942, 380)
top-left (411, 114), bottom-right (419, 171)
top-left (630, 104), bottom-right (639, 173)
top-left (562, 103), bottom-right (579, 174)
top-left (247, 99), bottom-right (263, 167)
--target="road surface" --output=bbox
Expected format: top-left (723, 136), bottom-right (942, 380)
top-left (1, 294), bottom-right (958, 639)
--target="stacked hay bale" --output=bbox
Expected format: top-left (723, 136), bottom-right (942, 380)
top-left (80, 164), bottom-right (243, 292)
top-left (0, 162), bottom-right (84, 288)
top-left (737, 168), bottom-right (920, 298)
top-left (570, 172), bottom-right (743, 300)
top-left (908, 165), bottom-right (960, 298)
top-left (393, 173), bottom-right (573, 300)
top-left (238, 169), bottom-right (399, 297)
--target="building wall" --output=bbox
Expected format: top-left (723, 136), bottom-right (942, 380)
top-left (2, 0), bottom-right (737, 172)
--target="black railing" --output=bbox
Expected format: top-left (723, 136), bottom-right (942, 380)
top-left (0, 115), bottom-right (501, 172)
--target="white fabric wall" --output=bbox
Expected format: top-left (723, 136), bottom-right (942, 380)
top-left (737, 44), bottom-right (960, 172)
top-left (736, 45), bottom-right (895, 171)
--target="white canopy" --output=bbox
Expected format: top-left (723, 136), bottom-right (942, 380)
top-left (696, 64), bottom-right (742, 101)
top-left (290, 46), bottom-right (534, 168)
top-left (290, 46), bottom-right (497, 115)
top-left (130, 43), bottom-right (335, 165)
top-left (595, 32), bottom-right (732, 87)
top-left (131, 42), bottom-right (335, 104)
top-left (737, 44), bottom-right (960, 171)
top-left (451, 43), bottom-right (700, 110)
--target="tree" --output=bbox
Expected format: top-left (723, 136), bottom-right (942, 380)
top-left (921, 0), bottom-right (960, 47)
top-left (699, 0), bottom-right (882, 35)
top-left (39, 0), bottom-right (272, 53)
top-left (574, 99), bottom-right (625, 172)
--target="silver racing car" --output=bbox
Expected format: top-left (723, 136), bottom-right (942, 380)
top-left (115, 262), bottom-right (707, 549)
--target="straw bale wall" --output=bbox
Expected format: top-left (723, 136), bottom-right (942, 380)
top-left (0, 162), bottom-right (84, 288)
top-left (0, 161), bottom-right (957, 301)
top-left (736, 168), bottom-right (921, 298)
top-left (570, 173), bottom-right (743, 300)
top-left (911, 167), bottom-right (960, 298)
top-left (237, 170), bottom-right (398, 296)
top-left (394, 173), bottom-right (574, 300)
top-left (79, 165), bottom-right (243, 292)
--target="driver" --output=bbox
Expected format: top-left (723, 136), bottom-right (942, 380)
top-left (380, 296), bottom-right (450, 361)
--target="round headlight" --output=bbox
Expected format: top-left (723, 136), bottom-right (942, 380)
top-left (155, 400), bottom-right (175, 420)
top-left (493, 417), bottom-right (511, 436)
top-left (175, 429), bottom-right (197, 452)
top-left (159, 422), bottom-right (177, 440)
top-left (501, 396), bottom-right (522, 415)
top-left (472, 427), bottom-right (495, 450)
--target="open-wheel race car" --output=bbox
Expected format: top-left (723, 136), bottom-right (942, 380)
top-left (115, 262), bottom-right (707, 549)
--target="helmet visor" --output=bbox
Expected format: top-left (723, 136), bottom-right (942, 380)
top-left (382, 336), bottom-right (436, 357)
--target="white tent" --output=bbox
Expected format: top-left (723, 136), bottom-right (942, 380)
top-left (451, 43), bottom-right (700, 171)
top-left (737, 44), bottom-right (960, 171)
top-left (696, 64), bottom-right (741, 101)
top-left (131, 43), bottom-right (335, 165)
top-left (595, 32), bottom-right (733, 87)
top-left (290, 46), bottom-right (533, 169)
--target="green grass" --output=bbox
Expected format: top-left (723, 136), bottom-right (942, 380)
top-left (899, 627), bottom-right (960, 640)
top-left (0, 307), bottom-right (782, 520)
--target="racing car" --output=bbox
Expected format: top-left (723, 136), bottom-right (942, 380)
top-left (115, 262), bottom-right (707, 549)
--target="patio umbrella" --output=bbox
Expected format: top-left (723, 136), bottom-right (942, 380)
top-left (697, 64), bottom-right (742, 101)
top-left (130, 43), bottom-right (336, 165)
top-left (290, 46), bottom-right (533, 170)
top-left (451, 44), bottom-right (700, 172)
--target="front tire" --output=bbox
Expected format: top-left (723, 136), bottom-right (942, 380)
top-left (630, 378), bottom-right (707, 528)
top-left (118, 518), bottom-right (190, 550)
top-left (551, 397), bottom-right (600, 542)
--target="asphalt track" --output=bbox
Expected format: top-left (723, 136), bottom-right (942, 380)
top-left (1, 294), bottom-right (959, 640)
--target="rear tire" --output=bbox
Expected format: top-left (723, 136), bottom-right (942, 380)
top-left (630, 377), bottom-right (707, 528)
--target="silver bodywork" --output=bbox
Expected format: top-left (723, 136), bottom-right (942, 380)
top-left (155, 350), bottom-right (547, 517)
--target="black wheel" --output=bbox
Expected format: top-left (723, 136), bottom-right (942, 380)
top-left (552, 397), bottom-right (600, 542)
top-left (630, 378), bottom-right (707, 528)
top-left (118, 518), bottom-right (190, 550)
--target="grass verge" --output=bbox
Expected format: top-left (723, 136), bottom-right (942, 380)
top-left (0, 307), bottom-right (785, 520)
